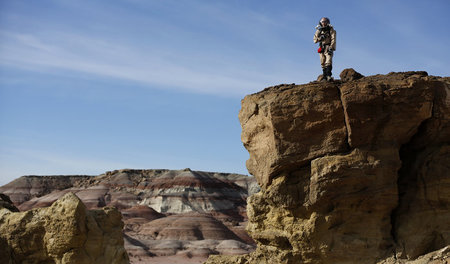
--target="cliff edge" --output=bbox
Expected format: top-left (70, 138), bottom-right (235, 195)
top-left (206, 70), bottom-right (450, 263)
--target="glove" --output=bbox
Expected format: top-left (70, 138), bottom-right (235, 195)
top-left (327, 48), bottom-right (334, 55)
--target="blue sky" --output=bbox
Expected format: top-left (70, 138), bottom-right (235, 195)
top-left (1, 0), bottom-right (449, 185)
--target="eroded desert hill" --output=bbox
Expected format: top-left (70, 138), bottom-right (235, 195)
top-left (0, 169), bottom-right (259, 263)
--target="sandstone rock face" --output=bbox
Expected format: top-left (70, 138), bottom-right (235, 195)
top-left (207, 71), bottom-right (450, 264)
top-left (0, 192), bottom-right (129, 264)
top-left (239, 83), bottom-right (348, 188)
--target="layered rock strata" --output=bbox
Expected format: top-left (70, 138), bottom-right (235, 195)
top-left (0, 169), bottom-right (258, 214)
top-left (0, 192), bottom-right (129, 264)
top-left (207, 71), bottom-right (450, 263)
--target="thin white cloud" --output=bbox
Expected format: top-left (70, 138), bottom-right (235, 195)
top-left (0, 30), bottom-right (275, 96)
top-left (0, 0), bottom-right (316, 96)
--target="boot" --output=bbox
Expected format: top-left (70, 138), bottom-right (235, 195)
top-left (321, 68), bottom-right (327, 82)
top-left (326, 66), bottom-right (333, 81)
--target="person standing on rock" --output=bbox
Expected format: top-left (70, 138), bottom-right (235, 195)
top-left (314, 17), bottom-right (336, 81)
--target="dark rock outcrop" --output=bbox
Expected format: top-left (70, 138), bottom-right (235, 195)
top-left (339, 68), bottom-right (364, 82)
top-left (0, 193), bottom-right (18, 212)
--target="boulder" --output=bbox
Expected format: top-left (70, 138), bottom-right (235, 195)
top-left (0, 192), bottom-right (129, 263)
top-left (339, 68), bottom-right (364, 82)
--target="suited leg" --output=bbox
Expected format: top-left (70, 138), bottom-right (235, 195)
top-left (326, 65), bottom-right (333, 81)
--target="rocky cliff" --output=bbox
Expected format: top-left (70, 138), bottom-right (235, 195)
top-left (0, 192), bottom-right (129, 264)
top-left (206, 70), bottom-right (450, 264)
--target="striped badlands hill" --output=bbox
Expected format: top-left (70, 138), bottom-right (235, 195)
top-left (0, 169), bottom-right (259, 263)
